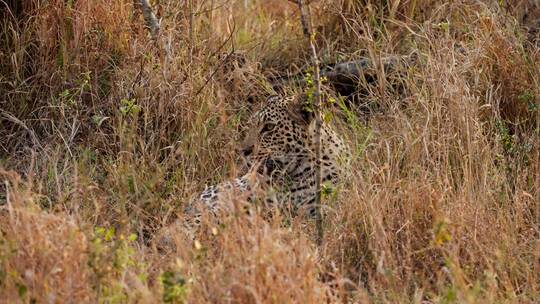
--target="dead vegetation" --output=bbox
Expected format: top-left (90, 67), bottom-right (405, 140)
top-left (0, 0), bottom-right (539, 303)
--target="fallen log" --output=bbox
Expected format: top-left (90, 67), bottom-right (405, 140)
top-left (269, 54), bottom-right (415, 99)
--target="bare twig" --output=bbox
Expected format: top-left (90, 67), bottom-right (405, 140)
top-left (188, 0), bottom-right (194, 63)
top-left (139, 0), bottom-right (160, 38)
top-left (0, 109), bottom-right (43, 151)
top-left (0, 0), bottom-right (19, 25)
top-left (193, 21), bottom-right (237, 97)
top-left (296, 0), bottom-right (324, 245)
top-left (193, 49), bottom-right (234, 97)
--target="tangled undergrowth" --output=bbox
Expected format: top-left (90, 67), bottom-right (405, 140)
top-left (1, 0), bottom-right (539, 303)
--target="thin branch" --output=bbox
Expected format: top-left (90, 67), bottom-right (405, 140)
top-left (139, 0), bottom-right (160, 39)
top-left (0, 109), bottom-right (43, 151)
top-left (296, 0), bottom-right (324, 245)
top-left (193, 22), bottom-right (237, 97)
top-left (188, 0), bottom-right (194, 63)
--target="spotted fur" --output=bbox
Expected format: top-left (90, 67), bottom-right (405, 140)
top-left (184, 93), bottom-right (350, 227)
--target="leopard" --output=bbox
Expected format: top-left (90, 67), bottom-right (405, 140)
top-left (183, 93), bottom-right (351, 227)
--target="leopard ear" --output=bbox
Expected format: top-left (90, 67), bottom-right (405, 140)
top-left (245, 94), bottom-right (274, 112)
top-left (266, 95), bottom-right (281, 103)
top-left (288, 95), bottom-right (315, 125)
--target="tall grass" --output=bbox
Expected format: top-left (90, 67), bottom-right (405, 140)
top-left (1, 0), bottom-right (539, 302)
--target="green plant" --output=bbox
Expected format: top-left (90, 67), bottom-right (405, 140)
top-left (160, 270), bottom-right (188, 303)
top-left (88, 227), bottom-right (141, 303)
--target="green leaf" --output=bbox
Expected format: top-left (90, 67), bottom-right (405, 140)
top-left (104, 227), bottom-right (115, 242)
top-left (16, 283), bottom-right (27, 299)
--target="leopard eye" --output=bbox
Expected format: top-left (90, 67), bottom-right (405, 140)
top-left (260, 123), bottom-right (276, 134)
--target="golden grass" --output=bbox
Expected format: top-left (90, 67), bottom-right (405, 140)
top-left (1, 0), bottom-right (539, 303)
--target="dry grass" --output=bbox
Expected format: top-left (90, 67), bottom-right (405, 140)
top-left (1, 0), bottom-right (539, 303)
